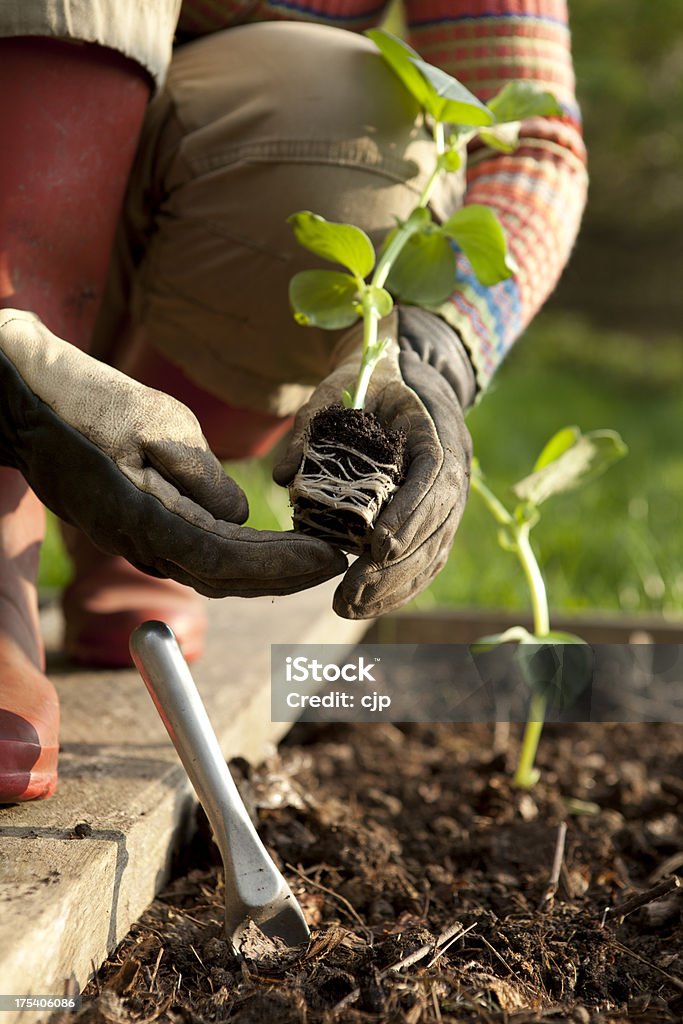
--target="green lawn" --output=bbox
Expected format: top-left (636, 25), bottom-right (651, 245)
top-left (420, 312), bottom-right (683, 616)
top-left (39, 311), bottom-right (683, 617)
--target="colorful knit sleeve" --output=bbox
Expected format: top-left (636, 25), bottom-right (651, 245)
top-left (405, 0), bottom-right (588, 390)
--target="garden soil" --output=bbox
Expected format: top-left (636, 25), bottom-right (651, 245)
top-left (74, 722), bottom-right (682, 1023)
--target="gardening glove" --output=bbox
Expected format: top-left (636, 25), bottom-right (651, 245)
top-left (0, 309), bottom-right (346, 597)
top-left (273, 306), bottom-right (476, 618)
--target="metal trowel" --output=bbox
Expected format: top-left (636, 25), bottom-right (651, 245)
top-left (129, 620), bottom-right (310, 955)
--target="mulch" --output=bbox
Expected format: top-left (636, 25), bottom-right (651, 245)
top-left (74, 722), bottom-right (682, 1024)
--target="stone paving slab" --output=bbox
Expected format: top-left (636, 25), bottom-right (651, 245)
top-left (0, 584), bottom-right (366, 1022)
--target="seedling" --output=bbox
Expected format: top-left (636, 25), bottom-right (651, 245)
top-left (471, 425), bottom-right (627, 787)
top-left (287, 30), bottom-right (562, 551)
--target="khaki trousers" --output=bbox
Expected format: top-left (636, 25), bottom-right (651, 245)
top-left (96, 21), bottom-right (465, 417)
top-left (0, 0), bottom-right (180, 86)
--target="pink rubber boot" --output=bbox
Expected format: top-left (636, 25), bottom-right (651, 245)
top-left (0, 37), bottom-right (150, 799)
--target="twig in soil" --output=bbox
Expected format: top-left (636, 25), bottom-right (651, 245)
top-left (90, 960), bottom-right (101, 996)
top-left (189, 944), bottom-right (207, 970)
top-left (286, 862), bottom-right (373, 942)
top-left (171, 966), bottom-right (182, 999)
top-left (330, 920), bottom-right (475, 1013)
top-left (648, 851), bottom-right (683, 883)
top-left (611, 939), bottom-right (683, 993)
top-left (431, 981), bottom-right (443, 1021)
top-left (476, 933), bottom-right (514, 977)
top-left (609, 875), bottom-right (680, 922)
top-left (425, 922), bottom-right (477, 970)
top-left (538, 821), bottom-right (568, 911)
top-left (149, 948), bottom-right (164, 992)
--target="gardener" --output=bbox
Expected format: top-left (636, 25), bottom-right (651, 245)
top-left (0, 0), bottom-right (587, 802)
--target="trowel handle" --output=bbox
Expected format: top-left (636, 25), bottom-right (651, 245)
top-left (129, 620), bottom-right (263, 866)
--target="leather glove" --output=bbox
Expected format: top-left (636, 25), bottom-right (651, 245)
top-left (0, 309), bottom-right (346, 597)
top-left (273, 306), bottom-right (475, 618)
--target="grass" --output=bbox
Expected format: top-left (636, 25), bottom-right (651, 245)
top-left (416, 311), bottom-right (683, 616)
top-left (39, 311), bottom-right (683, 617)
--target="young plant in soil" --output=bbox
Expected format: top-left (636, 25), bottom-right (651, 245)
top-left (287, 29), bottom-right (562, 553)
top-left (470, 425), bottom-right (627, 788)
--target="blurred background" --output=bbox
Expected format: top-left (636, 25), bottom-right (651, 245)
top-left (40, 1), bottom-right (683, 620)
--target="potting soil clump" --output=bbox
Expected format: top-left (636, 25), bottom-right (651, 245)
top-left (289, 405), bottom-right (407, 553)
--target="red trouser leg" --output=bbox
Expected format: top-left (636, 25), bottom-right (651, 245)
top-left (0, 38), bottom-right (150, 800)
top-left (60, 336), bottom-right (295, 669)
top-left (121, 336), bottom-right (294, 461)
top-left (0, 37), bottom-right (151, 346)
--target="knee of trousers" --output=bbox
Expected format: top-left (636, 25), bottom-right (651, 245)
top-left (0, 0), bottom-right (180, 88)
top-left (129, 22), bottom-right (465, 416)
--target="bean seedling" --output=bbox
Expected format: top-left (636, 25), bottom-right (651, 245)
top-left (471, 425), bottom-right (627, 787)
top-left (287, 29), bottom-right (562, 550)
top-left (289, 29), bottom-right (562, 411)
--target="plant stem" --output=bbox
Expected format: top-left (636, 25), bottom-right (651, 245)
top-left (514, 697), bottom-right (545, 788)
top-left (471, 476), bottom-right (549, 636)
top-left (351, 121), bottom-right (450, 408)
top-left (515, 524), bottom-right (550, 637)
top-left (351, 301), bottom-right (380, 410)
top-left (373, 224), bottom-right (417, 290)
top-left (417, 122), bottom-right (447, 208)
top-left (470, 472), bottom-right (513, 528)
top-left (471, 474), bottom-right (552, 789)
top-left (513, 522), bottom-right (550, 788)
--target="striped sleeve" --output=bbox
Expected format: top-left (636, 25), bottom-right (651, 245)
top-left (177, 1), bottom-right (393, 35)
top-left (404, 0), bottom-right (588, 389)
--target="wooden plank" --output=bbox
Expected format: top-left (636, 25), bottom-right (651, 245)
top-left (366, 609), bottom-right (683, 645)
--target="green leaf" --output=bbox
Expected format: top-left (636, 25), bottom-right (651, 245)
top-left (565, 798), bottom-right (601, 817)
top-left (441, 205), bottom-right (517, 286)
top-left (288, 212), bottom-right (375, 278)
top-left (471, 626), bottom-right (535, 653)
top-left (404, 207), bottom-right (433, 229)
top-left (365, 29), bottom-right (432, 111)
top-left (385, 230), bottom-right (457, 305)
top-left (515, 642), bottom-right (594, 712)
top-left (512, 429), bottom-right (628, 506)
top-left (410, 59), bottom-right (494, 126)
top-left (478, 83), bottom-right (562, 152)
top-left (367, 284), bottom-right (394, 318)
top-left (489, 81), bottom-right (563, 123)
top-left (289, 270), bottom-right (360, 330)
top-left (479, 122), bottom-right (521, 153)
top-left (533, 426), bottom-right (581, 473)
top-left (438, 149), bottom-right (463, 172)
top-left (341, 388), bottom-right (354, 409)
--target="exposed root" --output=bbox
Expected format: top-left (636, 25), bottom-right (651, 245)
top-left (290, 438), bottom-right (401, 553)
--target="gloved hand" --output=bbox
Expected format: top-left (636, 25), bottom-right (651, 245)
top-left (0, 309), bottom-right (346, 596)
top-left (273, 306), bottom-right (476, 618)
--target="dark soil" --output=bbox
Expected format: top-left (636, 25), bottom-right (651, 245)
top-left (291, 405), bottom-right (407, 554)
top-left (76, 722), bottom-right (682, 1024)
top-left (304, 407), bottom-right (407, 473)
